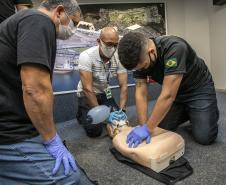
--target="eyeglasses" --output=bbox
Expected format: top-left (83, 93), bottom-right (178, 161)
top-left (100, 39), bottom-right (118, 48)
top-left (70, 12), bottom-right (81, 27)
top-left (64, 11), bottom-right (71, 23)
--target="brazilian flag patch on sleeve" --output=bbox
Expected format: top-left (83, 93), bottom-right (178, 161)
top-left (165, 58), bottom-right (177, 68)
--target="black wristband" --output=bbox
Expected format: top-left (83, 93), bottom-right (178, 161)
top-left (122, 109), bottom-right (126, 113)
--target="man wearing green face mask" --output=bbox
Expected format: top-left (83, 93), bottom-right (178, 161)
top-left (76, 27), bottom-right (128, 137)
top-left (0, 0), bottom-right (82, 184)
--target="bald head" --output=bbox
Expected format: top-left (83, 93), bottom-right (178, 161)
top-left (100, 27), bottom-right (118, 40)
top-left (98, 27), bottom-right (119, 60)
top-left (99, 27), bottom-right (119, 45)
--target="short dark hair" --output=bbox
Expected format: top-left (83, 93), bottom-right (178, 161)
top-left (118, 32), bottom-right (148, 70)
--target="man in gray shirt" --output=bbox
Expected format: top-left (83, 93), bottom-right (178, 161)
top-left (76, 27), bottom-right (128, 137)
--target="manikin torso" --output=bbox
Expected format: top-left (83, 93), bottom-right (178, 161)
top-left (108, 120), bottom-right (185, 172)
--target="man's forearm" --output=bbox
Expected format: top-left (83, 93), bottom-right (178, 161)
top-left (147, 94), bottom-right (174, 132)
top-left (135, 80), bottom-right (148, 124)
top-left (83, 89), bottom-right (98, 107)
top-left (136, 95), bottom-right (148, 124)
top-left (119, 85), bottom-right (128, 110)
top-left (23, 86), bottom-right (56, 141)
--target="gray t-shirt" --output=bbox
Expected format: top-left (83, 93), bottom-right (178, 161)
top-left (77, 46), bottom-right (126, 95)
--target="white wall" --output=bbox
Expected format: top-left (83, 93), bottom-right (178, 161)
top-left (184, 0), bottom-right (211, 69)
top-left (208, 1), bottom-right (226, 90)
top-left (164, 0), bottom-right (226, 90)
top-left (167, 0), bottom-right (211, 69)
top-left (166, 0), bottom-right (185, 38)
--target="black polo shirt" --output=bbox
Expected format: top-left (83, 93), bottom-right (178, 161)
top-left (0, 0), bottom-right (33, 24)
top-left (0, 9), bottom-right (56, 144)
top-left (134, 36), bottom-right (213, 96)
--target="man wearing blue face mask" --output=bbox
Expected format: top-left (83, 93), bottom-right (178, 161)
top-left (76, 27), bottom-right (128, 137)
top-left (0, 0), bottom-right (81, 184)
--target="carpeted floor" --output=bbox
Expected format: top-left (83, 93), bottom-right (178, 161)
top-left (57, 92), bottom-right (226, 185)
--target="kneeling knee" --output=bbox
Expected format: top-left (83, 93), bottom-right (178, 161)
top-left (193, 132), bottom-right (218, 145)
top-left (84, 124), bottom-right (103, 138)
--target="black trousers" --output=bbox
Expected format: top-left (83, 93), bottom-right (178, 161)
top-left (159, 82), bottom-right (219, 145)
top-left (76, 93), bottom-right (119, 137)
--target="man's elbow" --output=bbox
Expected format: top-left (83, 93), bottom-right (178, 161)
top-left (83, 87), bottom-right (93, 95)
top-left (135, 92), bottom-right (147, 102)
top-left (120, 84), bottom-right (128, 92)
top-left (22, 84), bottom-right (51, 97)
top-left (161, 92), bottom-right (176, 104)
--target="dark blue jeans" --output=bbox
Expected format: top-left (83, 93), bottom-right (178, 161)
top-left (159, 83), bottom-right (219, 145)
top-left (0, 135), bottom-right (80, 185)
top-left (76, 93), bottom-right (119, 137)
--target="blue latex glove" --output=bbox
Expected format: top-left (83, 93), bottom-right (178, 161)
top-left (43, 133), bottom-right (77, 175)
top-left (126, 124), bottom-right (151, 148)
top-left (108, 109), bottom-right (127, 122)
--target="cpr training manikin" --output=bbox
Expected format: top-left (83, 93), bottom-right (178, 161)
top-left (107, 120), bottom-right (185, 172)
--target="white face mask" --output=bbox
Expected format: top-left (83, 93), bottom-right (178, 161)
top-left (57, 20), bottom-right (76, 40)
top-left (100, 40), bottom-right (117, 58)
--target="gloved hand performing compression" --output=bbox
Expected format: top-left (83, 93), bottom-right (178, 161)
top-left (43, 133), bottom-right (77, 175)
top-left (126, 124), bottom-right (151, 148)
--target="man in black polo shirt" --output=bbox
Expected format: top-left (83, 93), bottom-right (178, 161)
top-left (0, 0), bottom-right (33, 24)
top-left (118, 32), bottom-right (219, 147)
top-left (0, 0), bottom-right (81, 184)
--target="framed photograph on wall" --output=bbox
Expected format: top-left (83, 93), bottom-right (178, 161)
top-left (53, 1), bottom-right (167, 94)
